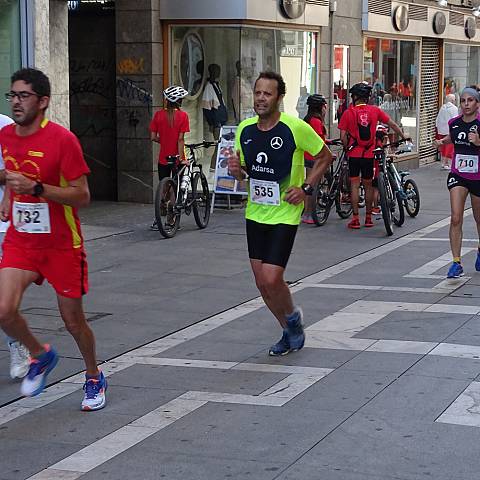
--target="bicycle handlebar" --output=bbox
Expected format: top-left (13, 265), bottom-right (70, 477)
top-left (186, 141), bottom-right (218, 150)
top-left (374, 138), bottom-right (413, 151)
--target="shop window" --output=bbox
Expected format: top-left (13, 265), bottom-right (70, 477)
top-left (169, 25), bottom-right (318, 169)
top-left (0, 0), bottom-right (21, 116)
top-left (444, 44), bottom-right (480, 104)
top-left (364, 37), bottom-right (419, 150)
top-left (332, 45), bottom-right (349, 124)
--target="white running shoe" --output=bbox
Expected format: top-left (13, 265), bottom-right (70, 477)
top-left (81, 372), bottom-right (108, 411)
top-left (9, 341), bottom-right (30, 379)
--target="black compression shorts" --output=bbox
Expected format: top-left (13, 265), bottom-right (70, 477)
top-left (246, 220), bottom-right (298, 269)
top-left (348, 157), bottom-right (374, 180)
top-left (447, 172), bottom-right (480, 197)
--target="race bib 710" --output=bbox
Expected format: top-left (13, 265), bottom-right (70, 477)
top-left (455, 154), bottom-right (479, 174)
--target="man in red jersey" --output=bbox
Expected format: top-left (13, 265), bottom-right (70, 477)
top-left (0, 68), bottom-right (106, 411)
top-left (339, 82), bottom-right (406, 229)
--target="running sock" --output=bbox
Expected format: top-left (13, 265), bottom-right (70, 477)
top-left (34, 344), bottom-right (51, 362)
top-left (285, 307), bottom-right (300, 322)
top-left (86, 372), bottom-right (101, 381)
top-left (453, 257), bottom-right (462, 264)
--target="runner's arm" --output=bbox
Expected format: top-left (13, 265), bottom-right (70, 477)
top-left (340, 130), bottom-right (349, 149)
top-left (0, 183), bottom-right (10, 221)
top-left (0, 169), bottom-right (5, 186)
top-left (227, 150), bottom-right (247, 181)
top-left (178, 132), bottom-right (188, 164)
top-left (433, 134), bottom-right (451, 148)
top-left (150, 131), bottom-right (160, 143)
top-left (5, 171), bottom-right (90, 209)
top-left (387, 118), bottom-right (407, 140)
top-left (285, 144), bottom-right (333, 205)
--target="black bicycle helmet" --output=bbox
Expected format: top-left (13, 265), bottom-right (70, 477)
top-left (306, 94), bottom-right (327, 107)
top-left (349, 82), bottom-right (373, 100)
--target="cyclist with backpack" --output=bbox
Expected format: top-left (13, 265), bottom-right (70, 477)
top-left (302, 94), bottom-right (328, 224)
top-left (149, 85), bottom-right (190, 230)
top-left (339, 82), bottom-right (406, 229)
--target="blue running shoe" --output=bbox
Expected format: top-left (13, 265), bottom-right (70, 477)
top-left (286, 307), bottom-right (305, 351)
top-left (82, 371), bottom-right (107, 411)
top-left (476, 251), bottom-right (480, 272)
top-left (447, 262), bottom-right (464, 279)
top-left (21, 345), bottom-right (58, 397)
top-left (269, 330), bottom-right (291, 356)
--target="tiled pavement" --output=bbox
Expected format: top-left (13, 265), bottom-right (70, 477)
top-left (2, 163), bottom-right (480, 479)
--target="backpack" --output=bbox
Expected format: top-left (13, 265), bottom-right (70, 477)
top-left (351, 106), bottom-right (374, 153)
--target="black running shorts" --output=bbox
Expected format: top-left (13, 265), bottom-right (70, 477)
top-left (447, 172), bottom-right (480, 197)
top-left (246, 220), bottom-right (298, 269)
top-left (348, 157), bottom-right (374, 180)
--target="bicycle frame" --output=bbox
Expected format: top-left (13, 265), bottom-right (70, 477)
top-left (326, 149), bottom-right (349, 201)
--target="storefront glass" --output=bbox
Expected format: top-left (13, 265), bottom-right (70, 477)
top-left (169, 25), bottom-right (318, 168)
top-left (333, 45), bottom-right (349, 124)
top-left (444, 44), bottom-right (480, 104)
top-left (0, 0), bottom-right (21, 116)
top-left (363, 37), bottom-right (419, 150)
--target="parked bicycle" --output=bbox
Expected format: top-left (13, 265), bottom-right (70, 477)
top-left (154, 141), bottom-right (216, 238)
top-left (374, 139), bottom-right (419, 236)
top-left (312, 139), bottom-right (352, 226)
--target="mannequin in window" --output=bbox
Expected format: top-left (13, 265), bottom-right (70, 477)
top-left (202, 63), bottom-right (227, 170)
top-left (231, 61), bottom-right (254, 123)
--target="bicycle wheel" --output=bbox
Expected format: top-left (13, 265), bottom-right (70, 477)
top-left (393, 191), bottom-right (405, 227)
top-left (378, 172), bottom-right (394, 236)
top-left (155, 178), bottom-right (180, 238)
top-left (403, 178), bottom-right (420, 217)
top-left (311, 173), bottom-right (333, 226)
top-left (192, 172), bottom-right (210, 228)
top-left (335, 170), bottom-right (353, 219)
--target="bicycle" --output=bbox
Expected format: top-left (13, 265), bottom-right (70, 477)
top-left (374, 139), bottom-right (416, 236)
top-left (312, 139), bottom-right (352, 226)
top-left (154, 141), bottom-right (216, 238)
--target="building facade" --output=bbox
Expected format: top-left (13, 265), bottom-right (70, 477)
top-left (3, 0), bottom-right (480, 202)
top-left (0, 0), bottom-right (69, 125)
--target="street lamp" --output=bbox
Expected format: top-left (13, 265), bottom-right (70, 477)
top-left (437, 0), bottom-right (447, 7)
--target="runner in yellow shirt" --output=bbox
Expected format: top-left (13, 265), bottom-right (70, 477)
top-left (228, 71), bottom-right (332, 356)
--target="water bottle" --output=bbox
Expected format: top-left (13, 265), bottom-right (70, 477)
top-left (180, 172), bottom-right (190, 192)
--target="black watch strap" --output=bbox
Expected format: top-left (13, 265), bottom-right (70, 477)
top-left (301, 183), bottom-right (314, 195)
top-left (33, 182), bottom-right (44, 197)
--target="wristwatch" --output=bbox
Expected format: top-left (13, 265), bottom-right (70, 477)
top-left (301, 183), bottom-right (314, 196)
top-left (32, 182), bottom-right (44, 197)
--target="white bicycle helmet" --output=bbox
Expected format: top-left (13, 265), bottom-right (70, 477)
top-left (163, 85), bottom-right (189, 103)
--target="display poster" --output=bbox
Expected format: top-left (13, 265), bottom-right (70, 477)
top-left (213, 126), bottom-right (247, 195)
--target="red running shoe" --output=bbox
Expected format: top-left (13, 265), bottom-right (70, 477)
top-left (347, 217), bottom-right (361, 229)
top-left (364, 215), bottom-right (374, 228)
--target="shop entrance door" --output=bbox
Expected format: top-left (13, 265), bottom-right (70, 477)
top-left (68, 4), bottom-right (117, 200)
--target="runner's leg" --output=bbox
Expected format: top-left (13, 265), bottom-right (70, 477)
top-left (363, 178), bottom-right (373, 215)
top-left (0, 268), bottom-right (44, 356)
top-left (449, 186), bottom-right (469, 259)
top-left (470, 192), bottom-right (480, 240)
top-left (57, 295), bottom-right (99, 376)
top-left (350, 177), bottom-right (360, 216)
top-left (250, 259), bottom-right (293, 329)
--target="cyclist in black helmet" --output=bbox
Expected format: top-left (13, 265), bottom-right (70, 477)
top-left (339, 82), bottom-right (406, 229)
top-left (302, 94), bottom-right (328, 224)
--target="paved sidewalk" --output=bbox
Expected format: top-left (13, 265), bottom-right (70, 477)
top-left (2, 163), bottom-right (480, 480)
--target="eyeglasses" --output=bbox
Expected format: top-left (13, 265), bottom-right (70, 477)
top-left (4, 91), bottom-right (41, 102)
